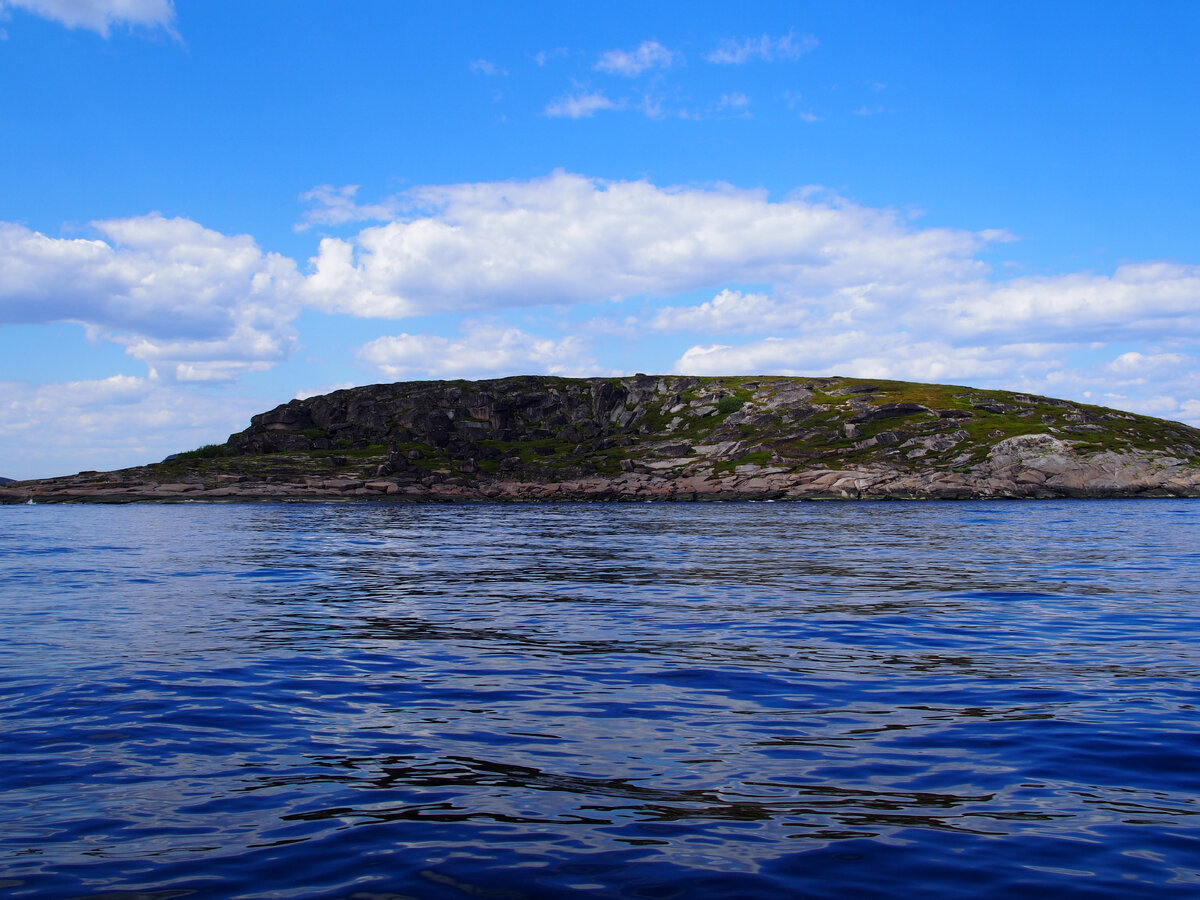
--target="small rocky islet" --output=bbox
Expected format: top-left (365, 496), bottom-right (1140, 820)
top-left (5, 374), bottom-right (1200, 503)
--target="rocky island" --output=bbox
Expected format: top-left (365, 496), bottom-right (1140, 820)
top-left (4, 375), bottom-right (1200, 503)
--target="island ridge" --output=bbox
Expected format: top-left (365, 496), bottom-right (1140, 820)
top-left (4, 375), bottom-right (1200, 503)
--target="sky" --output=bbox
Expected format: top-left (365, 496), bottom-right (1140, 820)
top-left (2, 1), bottom-right (1199, 480)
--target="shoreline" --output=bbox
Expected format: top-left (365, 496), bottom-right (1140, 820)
top-left (5, 463), bottom-right (1199, 504)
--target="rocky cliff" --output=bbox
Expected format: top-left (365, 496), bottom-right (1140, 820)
top-left (5, 375), bottom-right (1200, 502)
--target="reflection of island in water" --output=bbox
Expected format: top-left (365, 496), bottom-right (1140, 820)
top-left (5, 374), bottom-right (1200, 502)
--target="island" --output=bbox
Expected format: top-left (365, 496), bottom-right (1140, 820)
top-left (4, 375), bottom-right (1200, 503)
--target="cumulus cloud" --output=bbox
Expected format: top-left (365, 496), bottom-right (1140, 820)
top-left (651, 289), bottom-right (808, 333)
top-left (930, 263), bottom-right (1200, 342)
top-left (618, 237), bottom-right (1200, 359)
top-left (716, 92), bottom-right (751, 115)
top-left (535, 47), bottom-right (568, 66)
top-left (661, 268), bottom-right (1200, 417)
top-left (706, 31), bottom-right (817, 65)
top-left (9, 172), bottom-right (1198, 457)
top-left (0, 215), bottom-right (300, 380)
top-left (469, 58), bottom-right (506, 76)
top-left (544, 90), bottom-right (620, 118)
top-left (0, 0), bottom-right (176, 37)
top-left (671, 331), bottom-right (1200, 427)
top-left (358, 323), bottom-right (592, 380)
top-left (677, 333), bottom-right (1200, 425)
top-left (595, 40), bottom-right (678, 76)
top-left (301, 171), bottom-right (996, 319)
top-left (1108, 351), bottom-right (1193, 377)
top-left (294, 382), bottom-right (359, 401)
top-left (1179, 399), bottom-right (1200, 422)
top-left (673, 334), bottom-right (1051, 385)
top-left (0, 375), bottom-right (260, 478)
top-left (783, 90), bottom-right (821, 122)
top-left (296, 184), bottom-right (400, 230)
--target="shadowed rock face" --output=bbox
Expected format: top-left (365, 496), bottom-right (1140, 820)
top-left (229, 376), bottom-right (638, 457)
top-left (5, 375), bottom-right (1200, 503)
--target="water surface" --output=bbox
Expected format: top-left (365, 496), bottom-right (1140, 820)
top-left (1, 501), bottom-right (1198, 898)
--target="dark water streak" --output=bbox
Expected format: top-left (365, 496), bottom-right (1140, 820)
top-left (1, 501), bottom-right (1198, 898)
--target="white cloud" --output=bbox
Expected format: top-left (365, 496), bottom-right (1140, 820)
top-left (1092, 379), bottom-right (1200, 426)
top-left (469, 58), bottom-right (506, 76)
top-left (0, 375), bottom-right (260, 479)
top-left (783, 89), bottom-right (821, 122)
top-left (1108, 351), bottom-right (1192, 376)
top-left (0, 215), bottom-right (300, 380)
top-left (535, 47), bottom-right (568, 66)
top-left (301, 171), bottom-right (996, 319)
top-left (651, 289), bottom-right (808, 333)
top-left (296, 184), bottom-right (400, 230)
top-left (294, 382), bottom-right (359, 401)
top-left (638, 93), bottom-right (668, 120)
top-left (358, 323), bottom-right (592, 380)
top-left (0, 0), bottom-right (176, 37)
top-left (672, 331), bottom-right (1200, 426)
top-left (673, 334), bottom-right (1030, 384)
top-left (8, 172), bottom-right (1198, 465)
top-left (544, 90), bottom-right (620, 118)
top-left (930, 263), bottom-right (1200, 342)
top-left (717, 92), bottom-right (751, 115)
top-left (706, 31), bottom-right (817, 65)
top-left (595, 40), bottom-right (678, 76)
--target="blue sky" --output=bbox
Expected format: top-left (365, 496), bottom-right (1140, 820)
top-left (2, 1), bottom-right (1199, 479)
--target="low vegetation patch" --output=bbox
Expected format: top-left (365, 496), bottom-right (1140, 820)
top-left (171, 443), bottom-right (237, 461)
top-left (717, 395), bottom-right (746, 415)
top-left (713, 450), bottom-right (774, 474)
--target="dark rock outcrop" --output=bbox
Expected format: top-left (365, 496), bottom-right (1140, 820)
top-left (5, 375), bottom-right (1200, 503)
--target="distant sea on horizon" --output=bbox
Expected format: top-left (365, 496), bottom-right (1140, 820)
top-left (2, 500), bottom-right (1198, 898)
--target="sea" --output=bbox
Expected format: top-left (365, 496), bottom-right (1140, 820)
top-left (1, 500), bottom-right (1198, 899)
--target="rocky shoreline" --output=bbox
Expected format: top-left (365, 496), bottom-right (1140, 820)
top-left (4, 375), bottom-right (1200, 503)
top-left (4, 439), bottom-right (1198, 504)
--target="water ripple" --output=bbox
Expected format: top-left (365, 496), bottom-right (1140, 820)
top-left (1, 500), bottom-right (1198, 898)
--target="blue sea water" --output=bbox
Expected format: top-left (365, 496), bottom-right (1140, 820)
top-left (1, 500), bottom-right (1198, 899)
